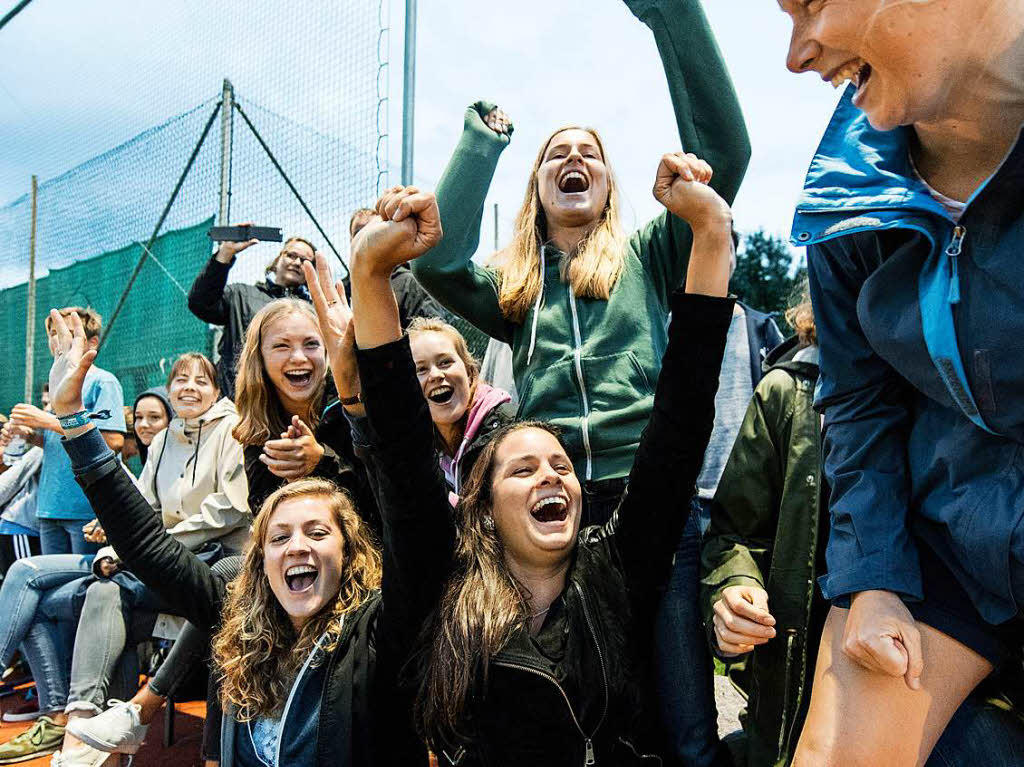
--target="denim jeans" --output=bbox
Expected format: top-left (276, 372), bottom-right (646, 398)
top-left (0, 555), bottom-right (94, 713)
top-left (927, 692), bottom-right (1024, 766)
top-left (653, 499), bottom-right (725, 767)
top-left (38, 519), bottom-right (100, 556)
top-left (66, 579), bottom-right (174, 711)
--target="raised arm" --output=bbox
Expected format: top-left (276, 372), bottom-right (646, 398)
top-left (408, 103), bottom-right (513, 341)
top-left (612, 164), bottom-right (735, 606)
top-left (46, 310), bottom-right (226, 630)
top-left (304, 191), bottom-right (457, 658)
top-left (187, 235), bottom-right (258, 325)
top-left (626, 0), bottom-right (751, 299)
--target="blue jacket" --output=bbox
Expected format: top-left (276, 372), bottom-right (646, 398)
top-left (792, 88), bottom-right (1024, 624)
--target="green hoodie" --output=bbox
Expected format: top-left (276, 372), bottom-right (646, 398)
top-left (411, 0), bottom-right (750, 482)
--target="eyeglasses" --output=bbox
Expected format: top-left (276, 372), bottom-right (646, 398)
top-left (279, 250), bottom-right (313, 264)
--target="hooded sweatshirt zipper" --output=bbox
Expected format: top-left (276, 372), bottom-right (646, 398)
top-left (567, 287), bottom-right (594, 482)
top-left (492, 582), bottom-right (608, 765)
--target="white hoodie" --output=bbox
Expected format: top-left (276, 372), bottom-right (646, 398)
top-left (137, 397), bottom-right (250, 553)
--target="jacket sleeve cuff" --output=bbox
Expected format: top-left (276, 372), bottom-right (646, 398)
top-left (818, 550), bottom-right (924, 605)
top-left (63, 427), bottom-right (117, 475)
top-left (343, 410), bottom-right (372, 451)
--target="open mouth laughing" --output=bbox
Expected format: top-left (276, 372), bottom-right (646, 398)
top-left (530, 494), bottom-right (569, 524)
top-left (283, 369), bottom-right (314, 387)
top-left (826, 58), bottom-right (872, 90)
top-left (558, 169), bottom-right (590, 194)
top-left (285, 564), bottom-right (319, 593)
top-left (427, 384), bottom-right (455, 404)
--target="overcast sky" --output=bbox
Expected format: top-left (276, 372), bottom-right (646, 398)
top-left (0, 0), bottom-right (843, 271)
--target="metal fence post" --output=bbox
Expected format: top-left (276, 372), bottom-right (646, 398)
top-left (219, 79), bottom-right (235, 225)
top-left (24, 175), bottom-right (37, 403)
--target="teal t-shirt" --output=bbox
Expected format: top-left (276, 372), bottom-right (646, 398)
top-left (36, 366), bottom-right (126, 521)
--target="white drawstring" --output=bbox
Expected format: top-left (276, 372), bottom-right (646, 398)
top-left (526, 246), bottom-right (546, 365)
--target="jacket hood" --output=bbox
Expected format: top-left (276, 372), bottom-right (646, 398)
top-left (461, 383), bottom-right (512, 447)
top-left (134, 386), bottom-right (173, 420)
top-left (790, 87), bottom-right (951, 247)
top-left (177, 396), bottom-right (237, 431)
top-left (764, 335), bottom-right (819, 379)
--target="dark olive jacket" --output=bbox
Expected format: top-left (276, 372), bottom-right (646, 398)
top-left (700, 337), bottom-right (823, 767)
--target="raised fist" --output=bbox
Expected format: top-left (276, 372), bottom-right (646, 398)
top-left (350, 186), bottom-right (443, 276)
top-left (652, 152), bottom-right (730, 229)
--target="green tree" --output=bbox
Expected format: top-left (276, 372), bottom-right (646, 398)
top-left (730, 229), bottom-right (807, 322)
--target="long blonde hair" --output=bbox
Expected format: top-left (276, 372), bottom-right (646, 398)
top-left (212, 478), bottom-right (382, 720)
top-left (232, 299), bottom-right (327, 446)
top-left (497, 126), bottom-right (626, 323)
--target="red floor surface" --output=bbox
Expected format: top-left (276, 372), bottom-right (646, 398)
top-left (0, 687), bottom-right (207, 766)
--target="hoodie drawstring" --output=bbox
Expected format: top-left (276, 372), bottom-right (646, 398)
top-left (189, 421), bottom-right (204, 486)
top-left (526, 246), bottom-right (546, 365)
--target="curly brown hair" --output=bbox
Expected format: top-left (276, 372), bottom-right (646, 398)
top-left (211, 478), bottom-right (382, 720)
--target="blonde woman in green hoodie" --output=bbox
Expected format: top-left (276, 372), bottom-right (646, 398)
top-left (411, 0), bottom-right (749, 524)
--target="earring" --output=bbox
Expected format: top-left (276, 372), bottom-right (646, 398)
top-left (483, 517), bottom-right (495, 532)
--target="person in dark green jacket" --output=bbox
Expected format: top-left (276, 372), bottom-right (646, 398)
top-left (410, 0), bottom-right (750, 524)
top-left (700, 301), bottom-right (825, 767)
top-left (700, 304), bottom-right (1024, 766)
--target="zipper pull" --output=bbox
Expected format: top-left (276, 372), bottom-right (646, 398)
top-left (945, 225), bottom-right (966, 305)
top-left (584, 738), bottom-right (596, 766)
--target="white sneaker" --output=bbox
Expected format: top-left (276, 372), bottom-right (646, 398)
top-left (66, 700), bottom-right (147, 755)
top-left (49, 742), bottom-right (123, 767)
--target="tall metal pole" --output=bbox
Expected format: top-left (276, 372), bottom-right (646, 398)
top-left (218, 79), bottom-right (235, 225)
top-left (401, 0), bottom-right (416, 185)
top-left (24, 175), bottom-right (37, 403)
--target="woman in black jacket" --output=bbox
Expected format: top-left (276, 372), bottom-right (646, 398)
top-left (314, 155), bottom-right (734, 765)
top-left (44, 308), bottom-right (430, 767)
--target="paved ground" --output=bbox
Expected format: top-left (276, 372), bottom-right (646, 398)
top-left (716, 673), bottom-right (746, 737)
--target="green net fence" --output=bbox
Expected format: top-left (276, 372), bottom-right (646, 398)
top-left (0, 0), bottom-right (390, 412)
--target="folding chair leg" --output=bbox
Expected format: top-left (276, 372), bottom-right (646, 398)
top-left (163, 694), bottom-right (175, 748)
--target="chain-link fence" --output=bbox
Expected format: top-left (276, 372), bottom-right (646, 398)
top-left (0, 0), bottom-right (390, 411)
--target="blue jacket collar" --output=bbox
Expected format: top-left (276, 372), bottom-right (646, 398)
top-left (790, 87), bottom-right (950, 247)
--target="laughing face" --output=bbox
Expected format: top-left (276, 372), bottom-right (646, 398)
top-left (410, 330), bottom-right (473, 431)
top-left (489, 427), bottom-right (583, 567)
top-left (778, 0), bottom-right (962, 130)
top-left (536, 128), bottom-right (610, 232)
top-left (260, 312), bottom-right (326, 415)
top-left (168, 361), bottom-right (219, 421)
top-left (263, 495), bottom-right (345, 630)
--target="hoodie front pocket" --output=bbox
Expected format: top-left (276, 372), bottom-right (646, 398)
top-left (581, 352), bottom-right (655, 452)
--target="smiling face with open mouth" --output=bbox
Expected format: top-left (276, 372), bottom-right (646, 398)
top-left (778, 0), bottom-right (967, 131)
top-left (260, 312), bottom-right (327, 416)
top-left (411, 330), bottom-right (472, 433)
top-left (489, 427), bottom-right (583, 567)
top-left (168, 361), bottom-right (219, 421)
top-left (536, 128), bottom-right (610, 233)
top-left (263, 495), bottom-right (345, 630)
